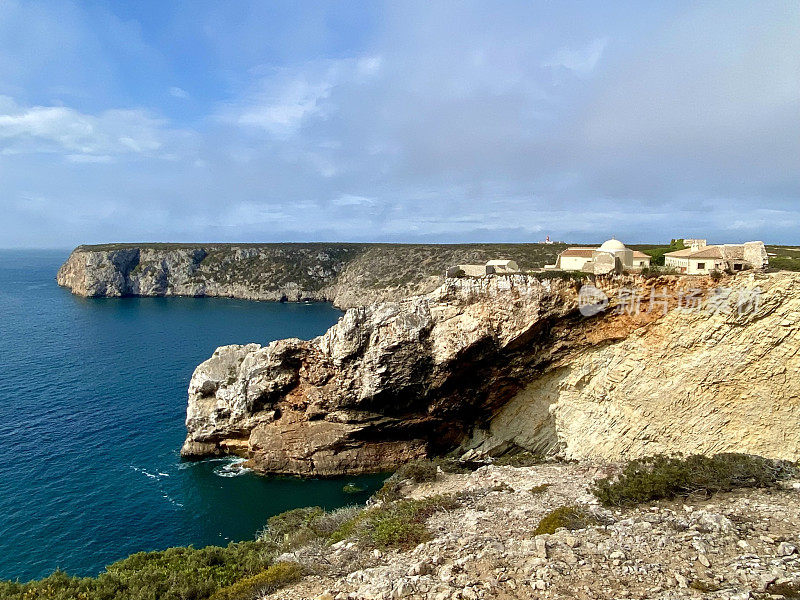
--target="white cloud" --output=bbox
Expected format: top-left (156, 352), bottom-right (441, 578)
top-left (332, 194), bottom-right (375, 207)
top-left (0, 96), bottom-right (187, 161)
top-left (169, 86), bottom-right (189, 99)
top-left (225, 56), bottom-right (383, 138)
top-left (543, 37), bottom-right (609, 75)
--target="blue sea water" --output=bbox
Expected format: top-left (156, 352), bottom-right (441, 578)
top-left (0, 250), bottom-right (384, 582)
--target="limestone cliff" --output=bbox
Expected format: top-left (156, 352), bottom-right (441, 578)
top-left (472, 272), bottom-right (800, 462)
top-left (180, 270), bottom-right (800, 475)
top-left (57, 243), bottom-right (566, 309)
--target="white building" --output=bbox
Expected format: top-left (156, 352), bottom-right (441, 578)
top-left (664, 241), bottom-right (767, 275)
top-left (446, 259), bottom-right (520, 277)
top-left (485, 259), bottom-right (519, 274)
top-left (552, 239), bottom-right (651, 274)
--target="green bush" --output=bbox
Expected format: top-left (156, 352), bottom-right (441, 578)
top-left (0, 541), bottom-right (276, 600)
top-left (209, 562), bottom-right (302, 600)
top-left (257, 505), bottom-right (361, 551)
top-left (534, 505), bottom-right (603, 535)
top-left (331, 495), bottom-right (460, 549)
top-left (592, 453), bottom-right (797, 506)
top-left (373, 458), bottom-right (442, 502)
top-left (395, 459), bottom-right (439, 483)
top-left (493, 451), bottom-right (545, 467)
top-left (641, 239), bottom-right (686, 266)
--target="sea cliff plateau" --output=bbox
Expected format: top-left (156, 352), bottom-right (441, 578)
top-left (56, 243), bottom-right (567, 309)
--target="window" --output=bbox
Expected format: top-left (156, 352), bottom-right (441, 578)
top-left (734, 263), bottom-right (743, 271)
top-left (697, 262), bottom-right (705, 270)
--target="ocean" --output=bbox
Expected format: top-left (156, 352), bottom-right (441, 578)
top-left (0, 250), bottom-right (384, 582)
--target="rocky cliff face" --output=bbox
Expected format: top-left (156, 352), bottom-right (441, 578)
top-left (469, 272), bottom-right (800, 462)
top-left (57, 244), bottom-right (360, 304)
top-left (181, 275), bottom-right (581, 474)
top-left (56, 243), bottom-right (567, 309)
top-left (181, 271), bottom-right (800, 476)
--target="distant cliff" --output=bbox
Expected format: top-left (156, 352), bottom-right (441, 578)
top-left (56, 243), bottom-right (566, 309)
top-left (181, 270), bottom-right (800, 476)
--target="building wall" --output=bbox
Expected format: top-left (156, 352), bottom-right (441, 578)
top-left (665, 256), bottom-right (689, 272)
top-left (687, 259), bottom-right (724, 275)
top-left (742, 242), bottom-right (768, 269)
top-left (559, 256), bottom-right (591, 271)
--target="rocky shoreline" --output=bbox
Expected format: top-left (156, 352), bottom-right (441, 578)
top-left (181, 270), bottom-right (800, 476)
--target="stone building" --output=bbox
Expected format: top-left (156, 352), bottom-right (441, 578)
top-left (664, 241), bottom-right (768, 275)
top-left (550, 239), bottom-right (651, 274)
top-left (446, 259), bottom-right (520, 277)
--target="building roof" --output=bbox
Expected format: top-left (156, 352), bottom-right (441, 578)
top-left (486, 259), bottom-right (516, 266)
top-left (664, 248), bottom-right (695, 258)
top-left (599, 238), bottom-right (627, 251)
top-left (559, 248), bottom-right (595, 258)
top-left (690, 247), bottom-right (724, 259)
top-left (632, 251), bottom-right (651, 259)
top-left (665, 246), bottom-right (723, 259)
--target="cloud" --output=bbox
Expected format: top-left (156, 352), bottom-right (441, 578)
top-left (543, 37), bottom-right (609, 75)
top-left (332, 194), bottom-right (375, 207)
top-left (0, 96), bottom-right (190, 161)
top-left (169, 87), bottom-right (189, 99)
top-left (223, 56), bottom-right (383, 138)
top-left (0, 1), bottom-right (798, 247)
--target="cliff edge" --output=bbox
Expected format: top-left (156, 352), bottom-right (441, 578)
top-left (181, 271), bottom-right (800, 475)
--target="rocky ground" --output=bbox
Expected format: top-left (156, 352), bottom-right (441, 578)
top-left (268, 463), bottom-right (800, 600)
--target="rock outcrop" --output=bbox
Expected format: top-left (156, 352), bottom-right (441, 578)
top-left (56, 243), bottom-right (567, 309)
top-left (181, 275), bottom-right (580, 475)
top-left (181, 271), bottom-right (800, 475)
top-left (268, 463), bottom-right (800, 600)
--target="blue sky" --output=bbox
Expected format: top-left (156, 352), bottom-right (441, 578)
top-left (0, 0), bottom-right (798, 247)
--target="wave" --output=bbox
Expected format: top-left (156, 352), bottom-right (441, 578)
top-left (212, 458), bottom-right (252, 478)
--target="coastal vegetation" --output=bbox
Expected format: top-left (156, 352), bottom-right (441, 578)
top-left (0, 541), bottom-right (277, 600)
top-left (766, 245), bottom-right (800, 271)
top-left (534, 505), bottom-right (605, 535)
top-left (592, 453), bottom-right (797, 506)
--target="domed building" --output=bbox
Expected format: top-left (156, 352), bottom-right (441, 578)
top-left (552, 238), bottom-right (651, 274)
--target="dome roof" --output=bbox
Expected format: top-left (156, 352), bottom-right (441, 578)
top-left (599, 238), bottom-right (626, 251)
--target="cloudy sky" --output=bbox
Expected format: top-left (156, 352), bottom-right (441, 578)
top-left (0, 0), bottom-right (797, 247)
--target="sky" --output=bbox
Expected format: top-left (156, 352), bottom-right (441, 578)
top-left (0, 0), bottom-right (798, 248)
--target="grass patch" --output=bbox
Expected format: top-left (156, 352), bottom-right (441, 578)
top-left (534, 505), bottom-right (604, 535)
top-left (209, 562), bottom-right (302, 600)
top-left (529, 484), bottom-right (551, 495)
top-left (331, 495), bottom-right (460, 549)
top-left (592, 453), bottom-right (797, 507)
